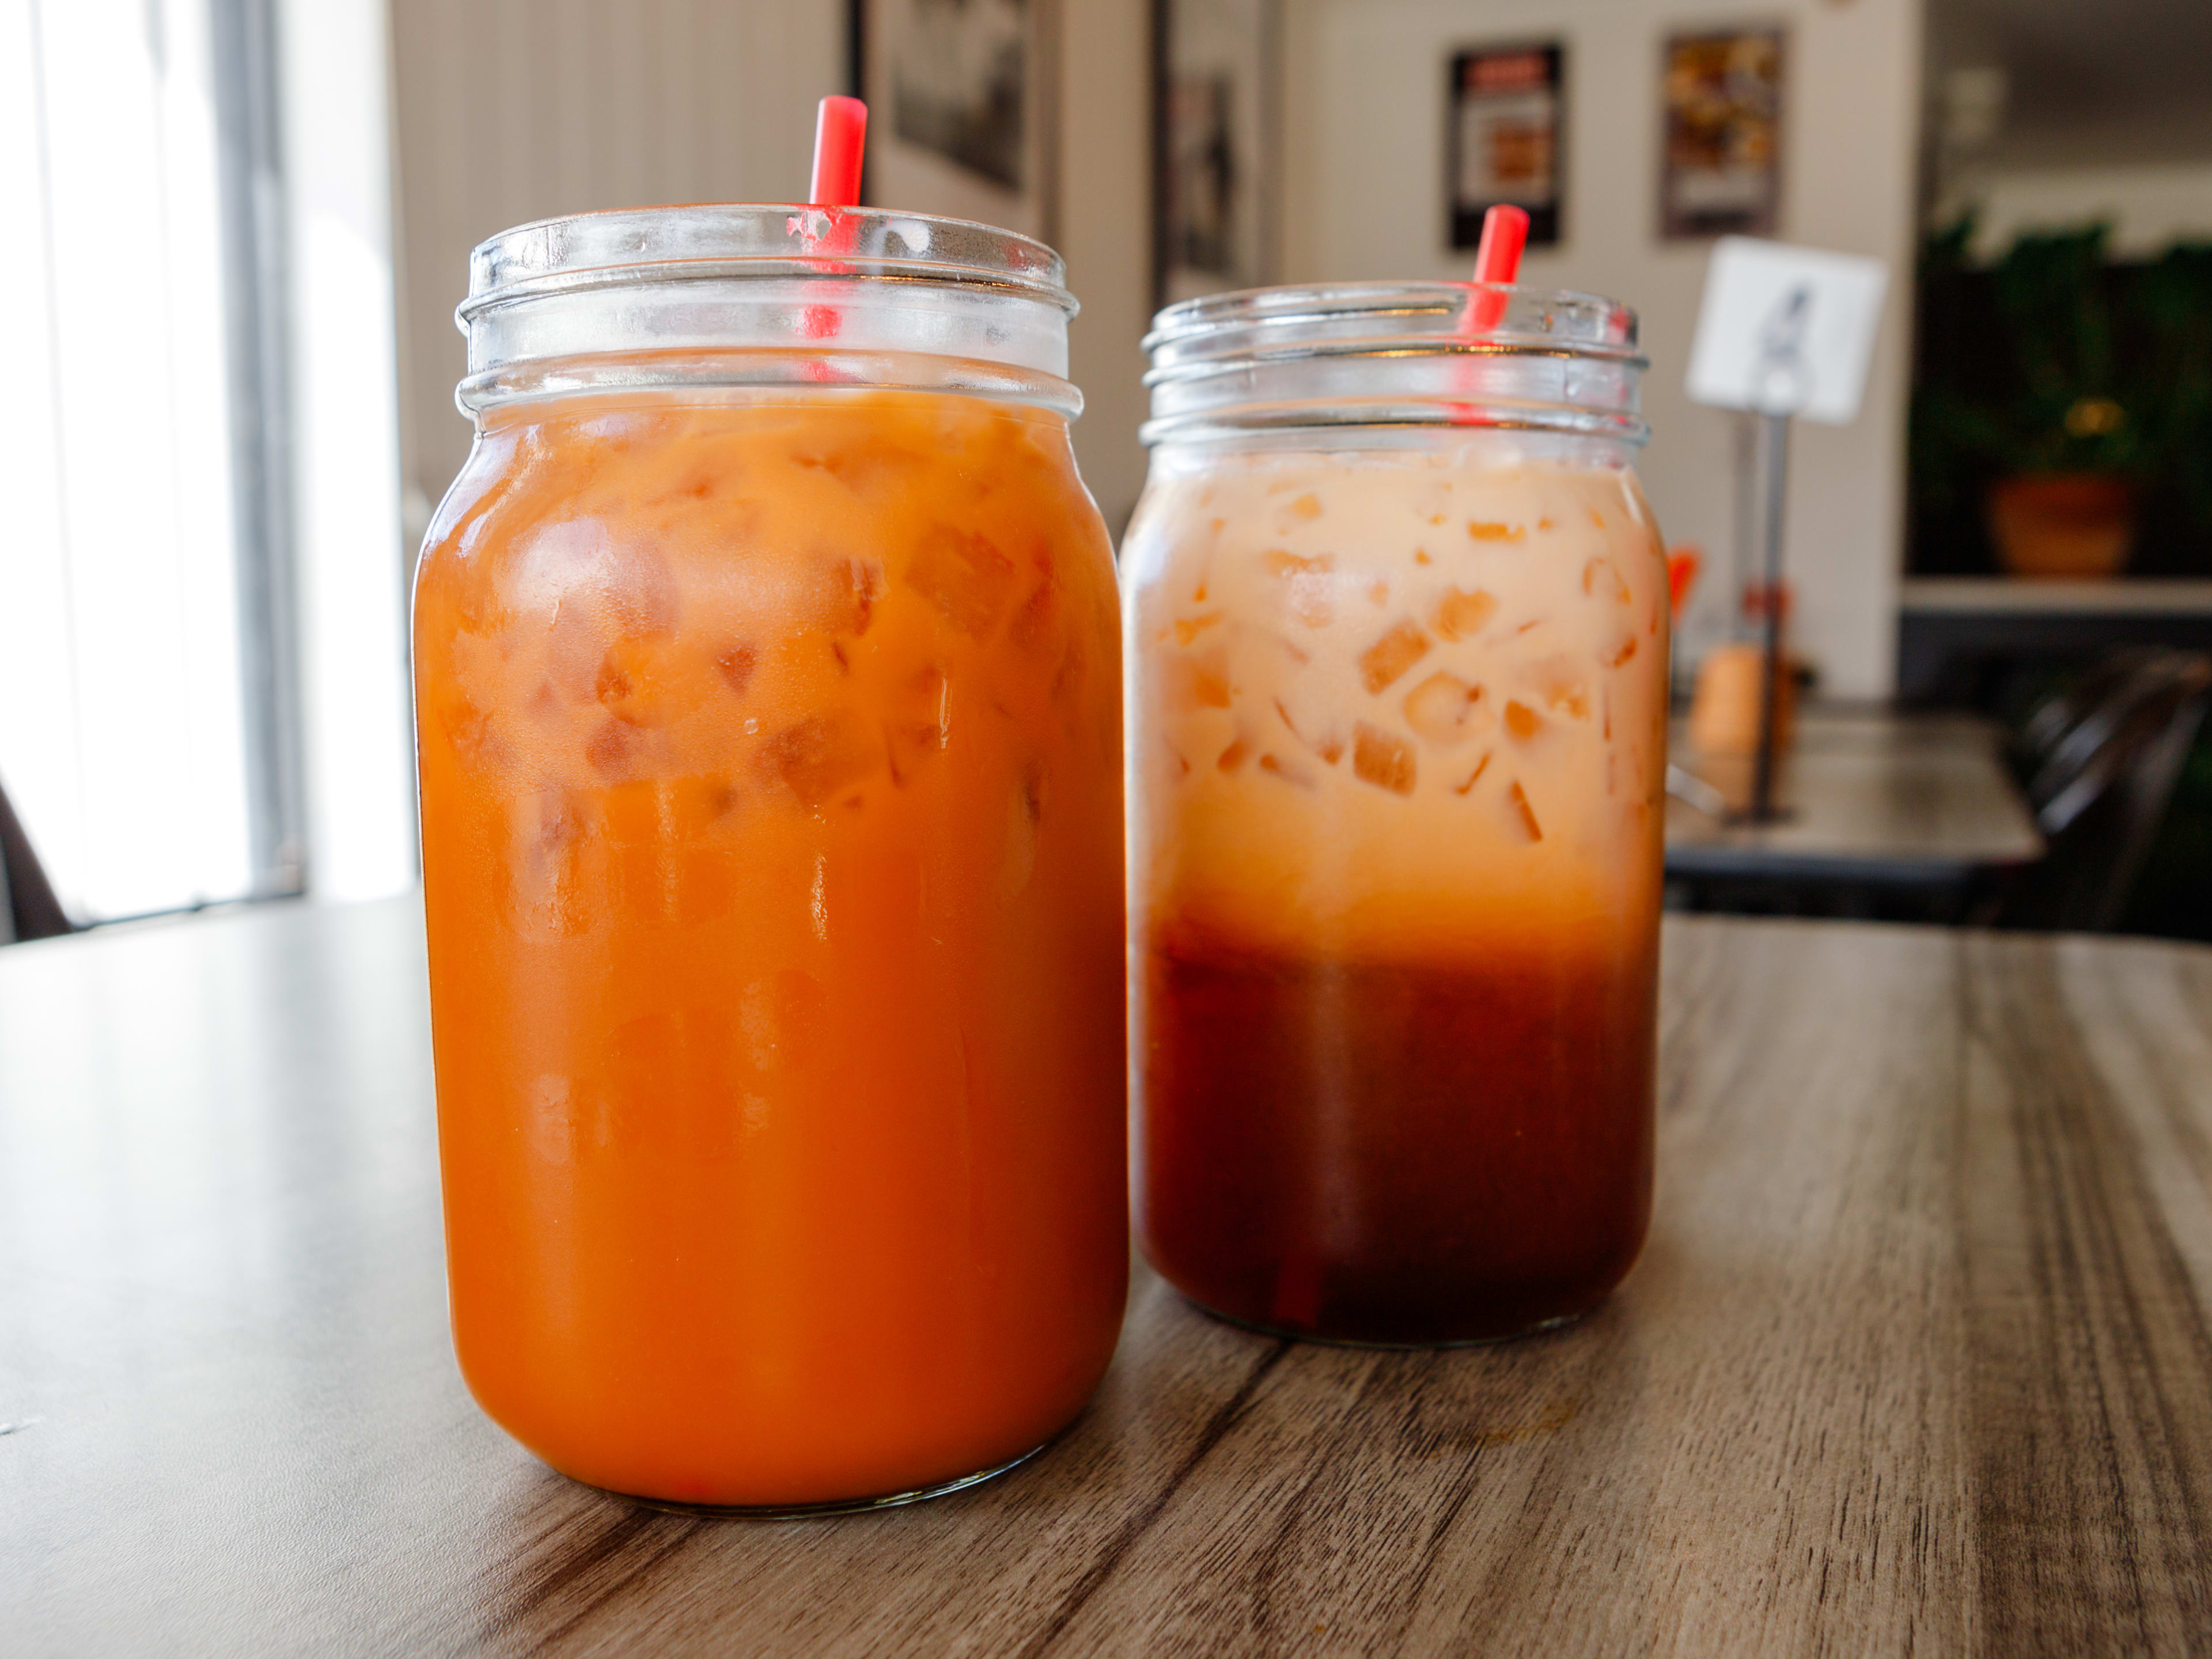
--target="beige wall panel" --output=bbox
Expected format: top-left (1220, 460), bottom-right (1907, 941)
top-left (390, 0), bottom-right (844, 510)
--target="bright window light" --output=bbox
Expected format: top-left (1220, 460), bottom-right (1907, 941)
top-left (0, 0), bottom-right (251, 922)
top-left (0, 0), bottom-right (419, 923)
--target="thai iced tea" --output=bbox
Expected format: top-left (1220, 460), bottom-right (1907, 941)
top-left (1125, 441), bottom-right (1665, 1343)
top-left (414, 388), bottom-right (1127, 1506)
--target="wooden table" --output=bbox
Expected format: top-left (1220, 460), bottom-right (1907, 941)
top-left (8, 899), bottom-right (2212, 1654)
top-left (1666, 708), bottom-right (2046, 888)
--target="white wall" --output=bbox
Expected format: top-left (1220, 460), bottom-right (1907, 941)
top-left (1964, 161), bottom-right (2212, 260)
top-left (1283, 0), bottom-right (1925, 698)
top-left (1054, 0), bottom-right (1153, 534)
top-left (389, 1), bottom-right (1154, 540)
top-left (283, 0), bottom-right (418, 904)
top-left (390, 0), bottom-right (846, 520)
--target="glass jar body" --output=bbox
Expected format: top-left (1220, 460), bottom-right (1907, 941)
top-left (413, 385), bottom-right (1127, 1508)
top-left (1123, 427), bottom-right (1665, 1343)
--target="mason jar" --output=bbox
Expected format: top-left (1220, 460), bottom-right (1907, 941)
top-left (412, 206), bottom-right (1127, 1511)
top-left (1123, 281), bottom-right (1663, 1344)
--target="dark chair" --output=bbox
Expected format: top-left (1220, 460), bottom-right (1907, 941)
top-left (2001, 649), bottom-right (2212, 932)
top-left (0, 775), bottom-right (73, 942)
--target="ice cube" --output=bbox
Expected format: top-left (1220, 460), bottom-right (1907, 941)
top-left (997, 774), bottom-right (1040, 903)
top-left (834, 558), bottom-right (885, 637)
top-left (715, 643), bottom-right (757, 694)
top-left (1172, 652), bottom-right (1234, 711)
top-left (1402, 672), bottom-right (1491, 748)
top-left (1358, 620), bottom-right (1432, 694)
top-left (529, 788), bottom-right (588, 858)
top-left (885, 721), bottom-right (941, 786)
top-left (607, 544), bottom-right (681, 639)
top-left (594, 652), bottom-right (633, 707)
top-left (1272, 694), bottom-right (1343, 764)
top-left (770, 554), bottom-right (884, 638)
top-left (1430, 586), bottom-right (1498, 641)
top-left (517, 518), bottom-right (680, 643)
top-left (518, 790), bottom-right (595, 937)
top-left (586, 718), bottom-right (642, 779)
top-left (601, 774), bottom-right (740, 840)
top-left (452, 705), bottom-right (514, 772)
top-left (1352, 722), bottom-right (1417, 794)
top-left (544, 601), bottom-right (607, 700)
top-left (1261, 550), bottom-right (1336, 628)
top-left (908, 525), bottom-right (1017, 636)
top-left (1009, 577), bottom-right (1060, 658)
top-left (885, 669), bottom-right (947, 787)
top-left (1537, 660), bottom-right (1592, 719)
top-left (1452, 751), bottom-right (1494, 796)
top-left (589, 639), bottom-right (681, 730)
top-left (759, 711), bottom-right (879, 807)
top-left (1051, 647), bottom-right (1089, 713)
top-left (1582, 556), bottom-right (1631, 605)
top-left (794, 434), bottom-right (929, 498)
top-left (1508, 779), bottom-right (1544, 841)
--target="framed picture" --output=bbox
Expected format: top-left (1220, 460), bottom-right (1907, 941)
top-left (1449, 43), bottom-right (1563, 251)
top-left (854, 0), bottom-right (1061, 244)
top-left (1661, 28), bottom-right (1785, 241)
top-left (1153, 0), bottom-right (1281, 309)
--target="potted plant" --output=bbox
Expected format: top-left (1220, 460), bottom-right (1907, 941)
top-left (1912, 223), bottom-right (2212, 579)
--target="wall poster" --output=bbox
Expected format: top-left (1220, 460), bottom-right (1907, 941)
top-left (857, 0), bottom-right (1061, 244)
top-left (1155, 0), bottom-right (1281, 308)
top-left (1661, 28), bottom-right (1784, 241)
top-left (1448, 42), bottom-right (1563, 251)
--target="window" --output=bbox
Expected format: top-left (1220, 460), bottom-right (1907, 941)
top-left (0, 0), bottom-right (415, 924)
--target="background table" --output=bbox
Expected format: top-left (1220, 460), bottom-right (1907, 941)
top-left (1666, 707), bottom-right (2046, 886)
top-left (7, 898), bottom-right (2212, 1654)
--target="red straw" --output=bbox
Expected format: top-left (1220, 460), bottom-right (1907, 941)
top-left (800, 97), bottom-right (868, 342)
top-left (1467, 204), bottom-right (1529, 331)
top-left (809, 96), bottom-right (868, 209)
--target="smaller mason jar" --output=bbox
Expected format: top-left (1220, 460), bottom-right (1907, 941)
top-left (414, 207), bottom-right (1127, 1512)
top-left (1123, 282), bottom-right (1664, 1344)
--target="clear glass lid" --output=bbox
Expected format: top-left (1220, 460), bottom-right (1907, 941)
top-left (456, 204), bottom-right (1080, 415)
top-left (1140, 281), bottom-right (1649, 447)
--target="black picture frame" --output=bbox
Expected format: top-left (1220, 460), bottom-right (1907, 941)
top-left (1151, 0), bottom-right (1281, 312)
top-left (1660, 26), bottom-right (1784, 242)
top-left (1448, 42), bottom-right (1565, 251)
top-left (850, 0), bottom-right (1061, 244)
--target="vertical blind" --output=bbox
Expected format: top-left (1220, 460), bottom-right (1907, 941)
top-left (0, 0), bottom-right (260, 922)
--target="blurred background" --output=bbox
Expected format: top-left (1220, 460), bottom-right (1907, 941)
top-left (5, 0), bottom-right (2210, 940)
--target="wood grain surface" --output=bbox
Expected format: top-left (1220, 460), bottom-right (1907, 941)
top-left (1666, 709), bottom-right (2046, 881)
top-left (5, 897), bottom-right (2211, 1655)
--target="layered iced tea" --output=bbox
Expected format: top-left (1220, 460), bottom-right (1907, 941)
top-left (1126, 437), bottom-right (1665, 1343)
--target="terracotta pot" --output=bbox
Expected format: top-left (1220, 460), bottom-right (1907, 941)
top-left (1986, 473), bottom-right (2137, 579)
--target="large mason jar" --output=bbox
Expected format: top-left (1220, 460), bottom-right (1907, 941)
top-left (1123, 282), bottom-right (1664, 1344)
top-left (412, 207), bottom-right (1127, 1512)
